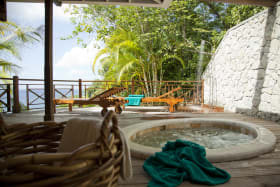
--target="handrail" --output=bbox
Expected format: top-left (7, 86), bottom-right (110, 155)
top-left (0, 77), bottom-right (202, 83)
top-left (0, 76), bottom-right (204, 112)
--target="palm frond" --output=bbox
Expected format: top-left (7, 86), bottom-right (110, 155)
top-left (0, 42), bottom-right (21, 60)
top-left (92, 48), bottom-right (110, 72)
top-left (117, 60), bottom-right (136, 81)
top-left (0, 59), bottom-right (20, 73)
top-left (160, 55), bottom-right (186, 69)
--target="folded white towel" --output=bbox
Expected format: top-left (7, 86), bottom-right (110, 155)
top-left (58, 118), bottom-right (133, 180)
top-left (58, 118), bottom-right (101, 152)
top-left (119, 127), bottom-right (133, 180)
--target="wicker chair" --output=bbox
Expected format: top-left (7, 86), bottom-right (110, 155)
top-left (0, 111), bottom-right (124, 187)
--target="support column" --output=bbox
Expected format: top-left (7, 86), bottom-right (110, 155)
top-left (44, 0), bottom-right (54, 121)
top-left (12, 76), bottom-right (20, 113)
top-left (0, 0), bottom-right (7, 22)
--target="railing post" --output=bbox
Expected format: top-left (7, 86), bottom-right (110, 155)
top-left (79, 79), bottom-right (82, 98)
top-left (53, 84), bottom-right (56, 99)
top-left (131, 79), bottom-right (135, 95)
top-left (7, 84), bottom-right (11, 112)
top-left (12, 76), bottom-right (20, 113)
top-left (79, 79), bottom-right (82, 107)
top-left (53, 84), bottom-right (56, 113)
top-left (72, 85), bottom-right (74, 98)
top-left (26, 84), bottom-right (29, 110)
top-left (84, 85), bottom-right (87, 99)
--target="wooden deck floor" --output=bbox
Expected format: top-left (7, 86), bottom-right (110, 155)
top-left (3, 107), bottom-right (280, 187)
top-left (119, 118), bottom-right (280, 187)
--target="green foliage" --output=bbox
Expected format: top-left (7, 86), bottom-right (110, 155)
top-left (66, 0), bottom-right (265, 85)
top-left (0, 21), bottom-right (43, 78)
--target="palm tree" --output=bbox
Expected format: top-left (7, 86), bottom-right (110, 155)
top-left (92, 28), bottom-right (149, 94)
top-left (92, 28), bottom-right (185, 96)
top-left (0, 21), bottom-right (43, 78)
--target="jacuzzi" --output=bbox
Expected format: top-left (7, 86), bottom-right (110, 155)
top-left (123, 118), bottom-right (276, 162)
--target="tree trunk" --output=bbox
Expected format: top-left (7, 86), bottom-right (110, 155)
top-left (159, 62), bottom-right (163, 95)
top-left (152, 60), bottom-right (158, 96)
top-left (141, 63), bottom-right (150, 97)
top-left (147, 59), bottom-right (153, 96)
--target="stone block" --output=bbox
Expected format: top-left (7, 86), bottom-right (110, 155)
top-left (259, 101), bottom-right (271, 112)
top-left (269, 39), bottom-right (280, 54)
top-left (248, 70), bottom-right (257, 79)
top-left (262, 87), bottom-right (273, 95)
top-left (271, 72), bottom-right (279, 82)
top-left (267, 58), bottom-right (278, 70)
top-left (272, 23), bottom-right (280, 38)
top-left (271, 95), bottom-right (280, 107)
top-left (272, 86), bottom-right (280, 95)
top-left (263, 76), bottom-right (276, 88)
top-left (261, 93), bottom-right (272, 102)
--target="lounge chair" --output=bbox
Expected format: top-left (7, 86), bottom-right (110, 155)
top-left (142, 87), bottom-right (184, 112)
top-left (54, 87), bottom-right (127, 116)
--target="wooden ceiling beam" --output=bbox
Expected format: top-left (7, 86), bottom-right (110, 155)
top-left (6, 0), bottom-right (279, 7)
top-left (152, 0), bottom-right (162, 4)
top-left (201, 0), bottom-right (279, 7)
top-left (7, 0), bottom-right (279, 8)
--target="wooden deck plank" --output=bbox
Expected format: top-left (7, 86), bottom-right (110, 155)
top-left (129, 164), bottom-right (280, 177)
top-left (124, 119), bottom-right (280, 186)
top-left (132, 157), bottom-right (280, 168)
top-left (119, 174), bottom-right (280, 186)
top-left (4, 107), bottom-right (280, 187)
top-left (214, 158), bottom-right (280, 169)
top-left (123, 124), bottom-right (280, 186)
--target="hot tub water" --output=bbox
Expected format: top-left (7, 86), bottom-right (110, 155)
top-left (133, 127), bottom-right (254, 149)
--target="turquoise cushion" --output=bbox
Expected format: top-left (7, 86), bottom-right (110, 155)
top-left (125, 95), bottom-right (145, 106)
top-left (128, 95), bottom-right (145, 98)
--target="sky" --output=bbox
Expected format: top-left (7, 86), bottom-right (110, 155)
top-left (7, 2), bottom-right (102, 81)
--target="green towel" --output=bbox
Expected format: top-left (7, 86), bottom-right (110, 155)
top-left (143, 140), bottom-right (231, 187)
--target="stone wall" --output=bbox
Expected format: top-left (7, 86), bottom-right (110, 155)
top-left (202, 3), bottom-right (280, 122)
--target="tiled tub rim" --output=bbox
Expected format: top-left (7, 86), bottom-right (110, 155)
top-left (123, 118), bottom-right (277, 162)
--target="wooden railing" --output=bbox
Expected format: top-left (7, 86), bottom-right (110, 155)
top-left (0, 76), bottom-right (204, 112)
top-left (0, 84), bottom-right (11, 112)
